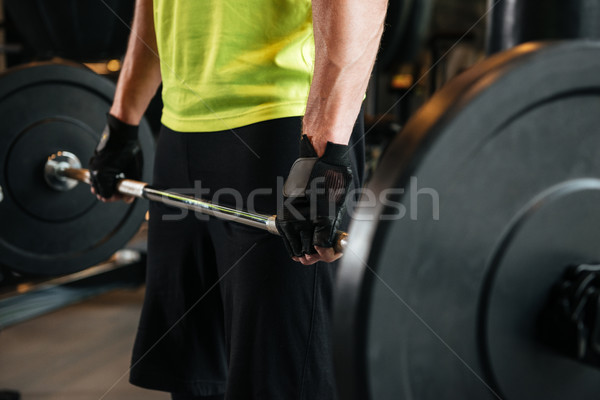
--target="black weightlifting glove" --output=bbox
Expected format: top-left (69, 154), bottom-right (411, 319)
top-left (89, 114), bottom-right (142, 199)
top-left (277, 135), bottom-right (353, 258)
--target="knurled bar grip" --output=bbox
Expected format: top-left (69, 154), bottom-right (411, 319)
top-left (59, 168), bottom-right (348, 253)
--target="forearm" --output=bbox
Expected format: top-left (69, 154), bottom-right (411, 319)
top-left (304, 0), bottom-right (388, 155)
top-left (110, 0), bottom-right (162, 125)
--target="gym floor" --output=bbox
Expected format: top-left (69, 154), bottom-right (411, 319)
top-left (0, 287), bottom-right (167, 400)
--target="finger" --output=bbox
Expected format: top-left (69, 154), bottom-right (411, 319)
top-left (298, 256), bottom-right (313, 266)
top-left (300, 254), bottom-right (322, 265)
top-left (298, 256), bottom-right (308, 265)
top-left (304, 252), bottom-right (319, 263)
top-left (115, 194), bottom-right (135, 203)
top-left (282, 237), bottom-right (300, 259)
top-left (300, 228), bottom-right (315, 255)
top-left (283, 226), bottom-right (304, 257)
top-left (98, 193), bottom-right (134, 203)
top-left (315, 246), bottom-right (343, 263)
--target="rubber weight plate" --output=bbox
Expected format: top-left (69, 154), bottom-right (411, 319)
top-left (482, 179), bottom-right (600, 399)
top-left (334, 41), bottom-right (600, 400)
top-left (0, 62), bottom-right (154, 276)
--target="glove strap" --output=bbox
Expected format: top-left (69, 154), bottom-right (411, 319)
top-left (319, 141), bottom-right (351, 166)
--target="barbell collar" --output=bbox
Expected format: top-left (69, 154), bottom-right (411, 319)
top-left (117, 179), bottom-right (147, 198)
top-left (44, 151), bottom-right (82, 191)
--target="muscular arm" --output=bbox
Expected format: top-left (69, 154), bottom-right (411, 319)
top-left (110, 0), bottom-right (162, 125)
top-left (287, 1), bottom-right (387, 264)
top-left (304, 0), bottom-right (388, 156)
top-left (90, 0), bottom-right (161, 202)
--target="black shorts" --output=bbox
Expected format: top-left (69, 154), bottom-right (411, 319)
top-left (129, 114), bottom-right (364, 399)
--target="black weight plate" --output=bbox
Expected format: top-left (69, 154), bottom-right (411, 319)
top-left (334, 41), bottom-right (600, 400)
top-left (7, 118), bottom-right (97, 222)
top-left (0, 62), bottom-right (154, 276)
top-left (482, 179), bottom-right (600, 400)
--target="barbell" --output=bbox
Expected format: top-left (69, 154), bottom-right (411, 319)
top-left (0, 61), bottom-right (347, 277)
top-left (43, 151), bottom-right (348, 251)
top-left (1, 41), bottom-right (600, 399)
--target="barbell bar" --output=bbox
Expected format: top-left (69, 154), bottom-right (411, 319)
top-left (45, 151), bottom-right (349, 253)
